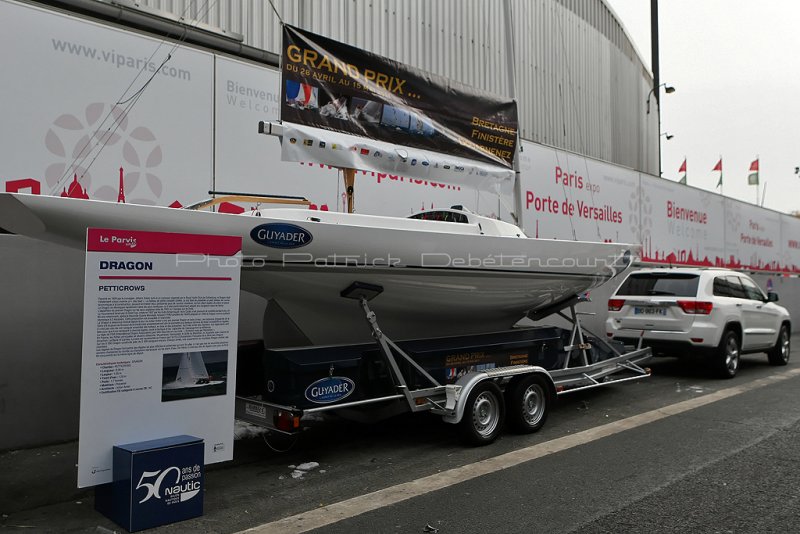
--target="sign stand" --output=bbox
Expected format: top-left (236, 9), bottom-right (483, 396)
top-left (95, 435), bottom-right (204, 532)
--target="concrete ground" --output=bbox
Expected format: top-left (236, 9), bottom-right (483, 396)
top-left (2, 344), bottom-right (798, 533)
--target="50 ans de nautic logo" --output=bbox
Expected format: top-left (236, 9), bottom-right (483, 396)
top-left (135, 463), bottom-right (202, 505)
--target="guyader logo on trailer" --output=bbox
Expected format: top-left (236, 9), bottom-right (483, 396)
top-left (304, 376), bottom-right (355, 404)
top-left (250, 223), bottom-right (313, 249)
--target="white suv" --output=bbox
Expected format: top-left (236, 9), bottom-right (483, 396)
top-left (606, 268), bottom-right (791, 378)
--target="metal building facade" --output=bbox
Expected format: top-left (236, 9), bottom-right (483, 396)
top-left (85, 0), bottom-right (660, 173)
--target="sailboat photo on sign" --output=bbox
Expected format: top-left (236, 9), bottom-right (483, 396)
top-left (161, 350), bottom-right (228, 402)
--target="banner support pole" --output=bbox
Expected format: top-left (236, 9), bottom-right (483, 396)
top-left (343, 168), bottom-right (356, 214)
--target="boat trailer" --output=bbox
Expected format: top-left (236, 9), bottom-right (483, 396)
top-left (235, 282), bottom-right (652, 446)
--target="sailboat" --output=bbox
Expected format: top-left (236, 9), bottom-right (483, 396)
top-left (0, 191), bottom-right (633, 347)
top-left (163, 352), bottom-right (224, 390)
top-left (0, 24), bottom-right (638, 347)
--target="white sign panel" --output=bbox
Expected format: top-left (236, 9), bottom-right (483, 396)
top-left (0, 0), bottom-right (213, 206)
top-left (639, 177), bottom-right (725, 267)
top-left (519, 142), bottom-right (639, 243)
top-left (724, 198), bottom-right (782, 271)
top-left (78, 229), bottom-right (241, 487)
top-left (780, 214), bottom-right (800, 274)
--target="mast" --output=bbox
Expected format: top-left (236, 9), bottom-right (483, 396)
top-left (503, 0), bottom-right (523, 230)
top-left (342, 168), bottom-right (356, 213)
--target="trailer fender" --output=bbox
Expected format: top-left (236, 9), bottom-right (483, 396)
top-left (441, 366), bottom-right (554, 425)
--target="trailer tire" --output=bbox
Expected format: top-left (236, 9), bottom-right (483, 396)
top-left (458, 381), bottom-right (505, 446)
top-left (507, 375), bottom-right (550, 434)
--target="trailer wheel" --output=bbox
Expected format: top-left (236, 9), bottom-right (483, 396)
top-left (458, 381), bottom-right (505, 446)
top-left (507, 375), bottom-right (550, 434)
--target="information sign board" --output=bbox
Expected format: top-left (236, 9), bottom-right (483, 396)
top-left (78, 228), bottom-right (241, 487)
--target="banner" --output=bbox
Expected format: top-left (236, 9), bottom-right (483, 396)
top-left (280, 25), bottom-right (518, 171)
top-left (281, 123), bottom-right (514, 188)
top-left (639, 177), bottom-right (725, 266)
top-left (519, 142), bottom-right (639, 243)
top-left (780, 214), bottom-right (800, 274)
top-left (724, 198), bottom-right (781, 271)
top-left (78, 228), bottom-right (241, 487)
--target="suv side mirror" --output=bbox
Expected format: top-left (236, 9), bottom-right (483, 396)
top-left (767, 292), bottom-right (779, 302)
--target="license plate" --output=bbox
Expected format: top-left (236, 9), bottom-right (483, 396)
top-left (634, 306), bottom-right (667, 316)
top-left (245, 402), bottom-right (267, 419)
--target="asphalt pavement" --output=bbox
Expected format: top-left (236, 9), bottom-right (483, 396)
top-left (2, 346), bottom-right (799, 533)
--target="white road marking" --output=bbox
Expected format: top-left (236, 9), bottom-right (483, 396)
top-left (239, 367), bottom-right (800, 534)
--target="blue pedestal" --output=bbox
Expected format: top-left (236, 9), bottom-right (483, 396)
top-left (95, 435), bottom-right (204, 532)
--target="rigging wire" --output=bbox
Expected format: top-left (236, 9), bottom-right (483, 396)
top-left (74, 55), bottom-right (171, 189)
top-left (51, 42), bottom-right (174, 193)
top-left (267, 0), bottom-right (285, 25)
top-left (52, 0), bottom-right (217, 195)
top-left (553, 2), bottom-right (603, 242)
top-left (555, 82), bottom-right (577, 241)
top-left (535, 2), bottom-right (576, 241)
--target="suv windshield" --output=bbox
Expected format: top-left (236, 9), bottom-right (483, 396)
top-left (616, 273), bottom-right (700, 297)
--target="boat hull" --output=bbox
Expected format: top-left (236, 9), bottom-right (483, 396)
top-left (0, 193), bottom-right (637, 345)
top-left (244, 264), bottom-right (603, 343)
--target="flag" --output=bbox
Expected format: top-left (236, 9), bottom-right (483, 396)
top-left (712, 158), bottom-right (723, 188)
top-left (678, 158), bottom-right (687, 184)
top-left (748, 158), bottom-right (759, 185)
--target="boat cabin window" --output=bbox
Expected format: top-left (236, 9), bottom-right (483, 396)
top-left (408, 210), bottom-right (469, 224)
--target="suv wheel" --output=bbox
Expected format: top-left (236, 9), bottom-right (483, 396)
top-left (767, 325), bottom-right (791, 366)
top-left (715, 329), bottom-right (740, 379)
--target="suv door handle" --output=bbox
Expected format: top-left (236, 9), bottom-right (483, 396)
top-left (756, 305), bottom-right (763, 309)
top-left (736, 303), bottom-right (743, 307)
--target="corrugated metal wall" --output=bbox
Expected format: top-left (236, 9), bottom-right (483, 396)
top-left (138, 0), bottom-right (658, 174)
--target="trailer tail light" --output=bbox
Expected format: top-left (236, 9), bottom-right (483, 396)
top-left (677, 300), bottom-right (713, 315)
top-left (608, 299), bottom-right (625, 311)
top-left (274, 410), bottom-right (300, 432)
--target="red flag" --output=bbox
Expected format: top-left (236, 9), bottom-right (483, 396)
top-left (712, 159), bottom-right (722, 172)
top-left (748, 157), bottom-right (759, 185)
top-left (678, 159), bottom-right (687, 173)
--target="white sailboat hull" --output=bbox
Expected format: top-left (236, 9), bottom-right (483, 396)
top-left (0, 193), bottom-right (637, 345)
